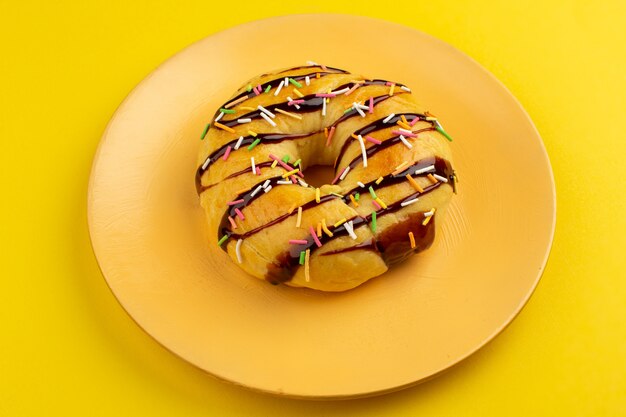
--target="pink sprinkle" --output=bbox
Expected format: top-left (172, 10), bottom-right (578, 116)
top-left (290, 175), bottom-right (298, 184)
top-left (222, 145), bottom-right (232, 160)
top-left (391, 130), bottom-right (417, 138)
top-left (320, 64), bottom-right (328, 71)
top-left (256, 84), bottom-right (262, 93)
top-left (255, 166), bottom-right (261, 175)
top-left (289, 239), bottom-right (309, 245)
top-left (234, 208), bottom-right (245, 220)
top-left (315, 93), bottom-right (336, 98)
top-left (365, 135), bottom-right (381, 145)
top-left (345, 84), bottom-right (360, 96)
top-left (227, 199), bottom-right (244, 206)
top-left (253, 86), bottom-right (260, 96)
top-left (331, 167), bottom-right (346, 185)
top-left (368, 97), bottom-right (374, 114)
top-left (385, 81), bottom-right (395, 86)
top-left (309, 226), bottom-right (322, 247)
top-left (372, 200), bottom-right (382, 210)
top-left (410, 116), bottom-right (420, 126)
top-left (228, 216), bottom-right (238, 229)
top-left (326, 126), bottom-right (336, 147)
top-left (287, 99), bottom-right (305, 106)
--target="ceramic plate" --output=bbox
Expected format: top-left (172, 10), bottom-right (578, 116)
top-left (88, 14), bottom-right (555, 398)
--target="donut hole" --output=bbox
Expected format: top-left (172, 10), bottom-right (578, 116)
top-left (301, 164), bottom-right (336, 188)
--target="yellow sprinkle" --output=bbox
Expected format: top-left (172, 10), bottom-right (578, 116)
top-left (427, 173), bottom-right (438, 184)
top-left (304, 249), bottom-right (311, 282)
top-left (271, 159), bottom-right (279, 168)
top-left (389, 84), bottom-right (395, 96)
top-left (321, 219), bottom-right (333, 237)
top-left (397, 121), bottom-right (412, 130)
top-left (334, 218), bottom-right (347, 228)
top-left (296, 206), bottom-right (302, 228)
top-left (324, 127), bottom-right (328, 138)
top-left (409, 231), bottom-right (416, 248)
top-left (422, 216), bottom-right (433, 226)
top-left (275, 108), bottom-right (303, 120)
top-left (425, 116), bottom-right (438, 121)
top-left (315, 187), bottom-right (320, 203)
top-left (401, 115), bottom-right (408, 124)
top-left (375, 197), bottom-right (388, 209)
top-left (317, 222), bottom-right (322, 237)
top-left (326, 98), bottom-right (330, 103)
top-left (287, 204), bottom-right (296, 214)
top-left (375, 176), bottom-right (384, 185)
top-left (349, 194), bottom-right (359, 207)
top-left (247, 130), bottom-right (257, 137)
top-left (282, 169), bottom-right (300, 178)
top-left (214, 122), bottom-right (235, 133)
top-left (240, 106), bottom-right (255, 111)
top-left (406, 174), bottom-right (424, 193)
top-left (224, 95), bottom-right (247, 108)
top-left (293, 88), bottom-right (304, 98)
top-left (316, 72), bottom-right (320, 79)
top-left (351, 133), bottom-right (359, 140)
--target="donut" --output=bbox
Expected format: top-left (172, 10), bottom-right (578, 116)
top-left (196, 64), bottom-right (457, 292)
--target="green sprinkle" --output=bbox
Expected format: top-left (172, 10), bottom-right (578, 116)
top-left (282, 155), bottom-right (290, 163)
top-left (289, 78), bottom-right (303, 88)
top-left (217, 235), bottom-right (229, 246)
top-left (200, 123), bottom-right (210, 140)
top-left (368, 186), bottom-right (377, 199)
top-left (220, 108), bottom-right (235, 114)
top-left (436, 125), bottom-right (453, 142)
top-left (371, 212), bottom-right (377, 232)
top-left (246, 84), bottom-right (252, 92)
top-left (354, 192), bottom-right (360, 201)
top-left (294, 159), bottom-right (301, 167)
top-left (299, 251), bottom-right (306, 265)
top-left (264, 84), bottom-right (271, 93)
top-left (247, 138), bottom-right (261, 151)
top-left (344, 108), bottom-right (352, 114)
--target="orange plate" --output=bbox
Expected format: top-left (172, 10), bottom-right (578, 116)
top-left (88, 14), bottom-right (555, 398)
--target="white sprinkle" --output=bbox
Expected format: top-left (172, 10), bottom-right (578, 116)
top-left (250, 157), bottom-right (256, 173)
top-left (398, 128), bottom-right (413, 135)
top-left (383, 113), bottom-right (395, 123)
top-left (277, 180), bottom-right (292, 185)
top-left (250, 185), bottom-right (263, 197)
top-left (357, 135), bottom-right (368, 168)
top-left (263, 185), bottom-right (272, 193)
top-left (215, 112), bottom-right (225, 122)
top-left (339, 166), bottom-right (351, 180)
top-left (260, 112), bottom-right (277, 127)
top-left (400, 85), bottom-right (411, 92)
top-left (433, 174), bottom-right (448, 183)
top-left (357, 181), bottom-right (365, 188)
top-left (286, 96), bottom-right (301, 110)
top-left (306, 60), bottom-right (319, 66)
top-left (305, 76), bottom-right (310, 86)
top-left (413, 165), bottom-right (435, 175)
top-left (353, 103), bottom-right (366, 117)
top-left (262, 179), bottom-right (271, 189)
top-left (284, 77), bottom-right (289, 87)
top-left (331, 87), bottom-right (350, 95)
top-left (201, 156), bottom-right (211, 170)
top-left (234, 136), bottom-right (244, 150)
top-left (322, 96), bottom-right (327, 116)
top-left (424, 209), bottom-right (435, 217)
top-left (401, 197), bottom-right (419, 207)
top-left (344, 221), bottom-right (357, 240)
top-left (237, 118), bottom-right (252, 123)
top-left (235, 239), bottom-right (243, 263)
top-left (356, 103), bottom-right (370, 111)
top-left (257, 105), bottom-right (275, 118)
top-left (274, 80), bottom-right (285, 96)
top-left (399, 135), bottom-right (413, 149)
top-left (298, 178), bottom-right (309, 188)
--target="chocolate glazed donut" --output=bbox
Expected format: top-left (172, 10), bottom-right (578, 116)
top-left (196, 64), bottom-right (457, 291)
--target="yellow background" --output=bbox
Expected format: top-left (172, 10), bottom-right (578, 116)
top-left (1, 1), bottom-right (624, 415)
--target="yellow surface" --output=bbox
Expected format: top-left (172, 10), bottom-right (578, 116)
top-left (0, 1), bottom-right (624, 415)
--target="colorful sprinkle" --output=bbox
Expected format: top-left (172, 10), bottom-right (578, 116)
top-left (237, 118), bottom-right (252, 123)
top-left (375, 197), bottom-right (388, 209)
top-left (222, 146), bottom-right (232, 160)
top-left (331, 87), bottom-right (350, 95)
top-left (321, 219), bottom-right (333, 237)
top-left (371, 211), bottom-right (377, 232)
top-left (427, 173), bottom-right (438, 184)
top-left (299, 250), bottom-right (306, 265)
top-left (326, 126), bottom-right (336, 146)
top-left (414, 164), bottom-right (436, 175)
top-left (345, 83), bottom-right (360, 96)
top-left (200, 123), bottom-right (210, 140)
top-left (353, 103), bottom-right (366, 117)
top-left (368, 97), bottom-right (374, 114)
top-left (401, 197), bottom-right (419, 207)
top-left (289, 239), bottom-right (309, 245)
top-left (304, 249), bottom-right (311, 281)
top-left (372, 200), bottom-right (382, 210)
top-left (399, 135), bottom-right (413, 149)
top-left (255, 166), bottom-right (261, 175)
top-left (368, 186), bottom-right (377, 199)
top-left (388, 83), bottom-right (396, 96)
top-left (250, 185), bottom-right (263, 197)
top-left (317, 222), bottom-right (322, 238)
top-left (264, 84), bottom-right (272, 93)
top-left (433, 174), bottom-right (449, 183)
top-left (354, 192), bottom-right (360, 201)
top-left (357, 181), bottom-right (366, 188)
top-left (275, 108), bottom-right (302, 120)
top-left (305, 76), bottom-right (310, 86)
top-left (334, 218), bottom-right (347, 228)
top-left (217, 235), bottom-right (229, 246)
top-left (322, 95), bottom-right (327, 116)
top-left (400, 85), bottom-right (411, 92)
top-left (406, 174), bottom-right (424, 193)
top-left (375, 176), bottom-right (384, 185)
top-left (250, 157), bottom-right (256, 173)
top-left (227, 199), bottom-right (244, 206)
top-left (410, 116), bottom-right (420, 126)
top-left (228, 216), bottom-right (238, 229)
top-left (234, 136), bottom-right (244, 150)
top-left (315, 93), bottom-right (336, 98)
top-left (436, 125), bottom-right (454, 141)
top-left (293, 88), bottom-right (304, 98)
top-left (234, 208), bottom-right (245, 220)
top-left (383, 113), bottom-right (395, 123)
top-left (357, 135), bottom-right (368, 167)
top-left (214, 122), bottom-right (235, 133)
top-left (296, 206), bottom-right (302, 228)
top-left (315, 187), bottom-right (321, 203)
top-left (397, 120), bottom-right (412, 130)
top-left (260, 112), bottom-right (277, 127)
top-left (257, 105), bottom-right (275, 118)
top-left (409, 232), bottom-right (416, 248)
top-left (424, 208), bottom-right (436, 217)
top-left (282, 168), bottom-right (300, 178)
top-left (247, 138), bottom-right (261, 150)
top-left (289, 78), bottom-right (303, 88)
top-left (224, 95), bottom-right (247, 108)
top-left (349, 194), bottom-right (359, 207)
top-left (246, 84), bottom-right (252, 92)
top-left (274, 80), bottom-right (285, 96)
top-left (339, 166), bottom-right (351, 181)
top-left (236, 239), bottom-right (243, 263)
top-left (309, 226), bottom-right (322, 248)
top-left (344, 221), bottom-right (357, 240)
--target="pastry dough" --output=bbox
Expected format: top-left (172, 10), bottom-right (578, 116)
top-left (196, 64), bottom-right (457, 291)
